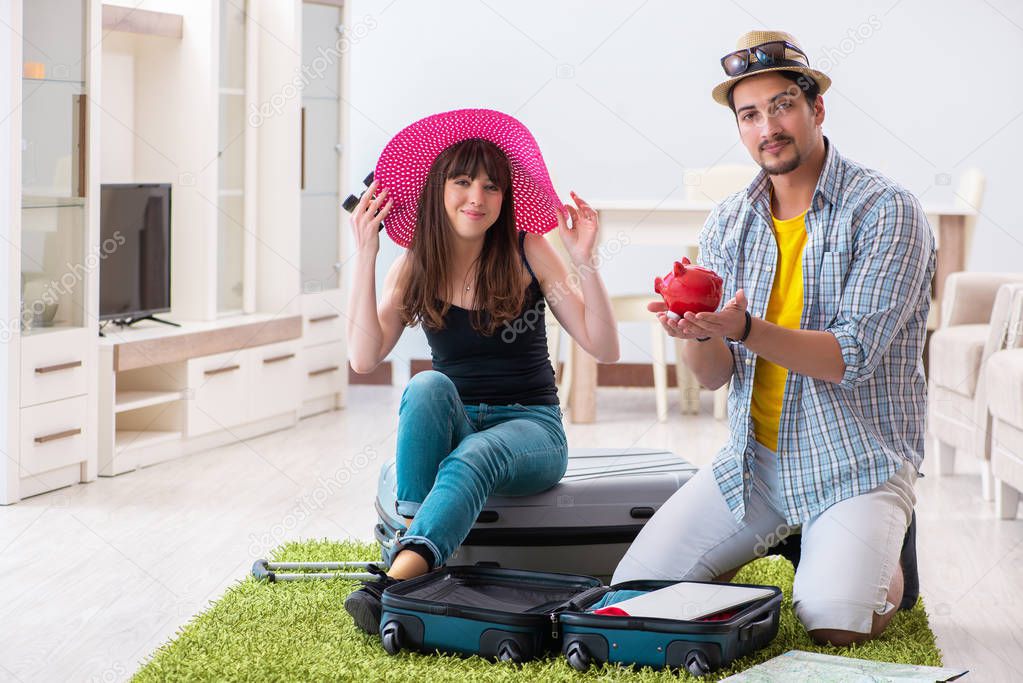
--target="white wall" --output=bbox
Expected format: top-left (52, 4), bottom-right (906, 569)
top-left (343, 0), bottom-right (1023, 371)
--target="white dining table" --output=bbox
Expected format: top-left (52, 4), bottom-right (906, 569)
top-left (566, 199), bottom-right (977, 424)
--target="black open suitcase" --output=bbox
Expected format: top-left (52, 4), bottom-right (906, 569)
top-left (378, 565), bottom-right (782, 677)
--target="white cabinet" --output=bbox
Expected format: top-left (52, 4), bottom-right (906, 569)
top-left (99, 1), bottom-right (266, 322)
top-left (20, 328), bottom-right (91, 407)
top-left (294, 1), bottom-right (350, 417)
top-left (187, 342), bottom-right (304, 437)
top-left (217, 0), bottom-right (256, 315)
top-left (97, 315), bottom-right (304, 477)
top-left (300, 290), bottom-right (347, 417)
top-left (249, 340), bottom-right (302, 423)
top-left (1, 0), bottom-right (100, 505)
top-left (186, 350), bottom-right (251, 437)
top-left (303, 341), bottom-right (345, 405)
top-left (0, 1), bottom-right (351, 502)
top-left (300, 1), bottom-right (344, 294)
top-left (302, 297), bottom-right (345, 347)
top-left (20, 395), bottom-right (90, 478)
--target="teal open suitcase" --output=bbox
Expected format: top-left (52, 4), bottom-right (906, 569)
top-left (378, 565), bottom-right (782, 677)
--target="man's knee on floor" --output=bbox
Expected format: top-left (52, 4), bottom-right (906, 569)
top-left (797, 598), bottom-right (896, 646)
top-left (808, 617), bottom-right (893, 646)
top-left (808, 628), bottom-right (869, 647)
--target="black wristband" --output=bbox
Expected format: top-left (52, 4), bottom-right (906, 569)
top-left (726, 310), bottom-right (753, 344)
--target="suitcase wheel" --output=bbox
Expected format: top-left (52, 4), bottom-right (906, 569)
top-left (565, 641), bottom-right (591, 672)
top-left (496, 639), bottom-right (524, 664)
top-left (685, 649), bottom-right (710, 677)
top-left (381, 620), bottom-right (403, 656)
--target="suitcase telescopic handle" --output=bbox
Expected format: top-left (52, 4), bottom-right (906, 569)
top-left (252, 559), bottom-right (275, 582)
top-left (251, 558), bottom-right (387, 582)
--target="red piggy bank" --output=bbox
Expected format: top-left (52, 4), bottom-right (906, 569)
top-left (654, 257), bottom-right (723, 319)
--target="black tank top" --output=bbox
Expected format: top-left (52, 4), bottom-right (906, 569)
top-left (423, 232), bottom-right (558, 406)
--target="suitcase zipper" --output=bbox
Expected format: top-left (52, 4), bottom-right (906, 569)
top-left (548, 585), bottom-right (609, 641)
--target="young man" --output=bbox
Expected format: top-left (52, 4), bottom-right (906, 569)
top-left (612, 30), bottom-right (935, 646)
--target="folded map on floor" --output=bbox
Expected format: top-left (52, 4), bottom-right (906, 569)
top-left (720, 649), bottom-right (969, 682)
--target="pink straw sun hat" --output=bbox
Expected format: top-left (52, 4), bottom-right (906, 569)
top-left (374, 108), bottom-right (563, 248)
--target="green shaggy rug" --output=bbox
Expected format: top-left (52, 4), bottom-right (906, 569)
top-left (133, 539), bottom-right (943, 682)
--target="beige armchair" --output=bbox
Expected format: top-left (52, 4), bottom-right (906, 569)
top-left (928, 274), bottom-right (1023, 499)
top-left (986, 286), bottom-right (1023, 519)
top-left (927, 168), bottom-right (985, 330)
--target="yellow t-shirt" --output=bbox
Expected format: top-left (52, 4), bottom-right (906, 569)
top-left (750, 208), bottom-right (808, 452)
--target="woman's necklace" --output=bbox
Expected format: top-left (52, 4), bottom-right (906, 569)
top-left (461, 262), bottom-right (478, 293)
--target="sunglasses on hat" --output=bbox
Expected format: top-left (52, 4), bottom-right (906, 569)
top-left (720, 40), bottom-right (808, 77)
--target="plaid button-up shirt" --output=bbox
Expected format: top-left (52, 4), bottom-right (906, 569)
top-left (701, 138), bottom-right (936, 526)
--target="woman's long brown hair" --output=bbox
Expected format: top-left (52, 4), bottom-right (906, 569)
top-left (399, 139), bottom-right (526, 336)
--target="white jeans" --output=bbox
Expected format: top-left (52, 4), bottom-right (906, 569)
top-left (612, 440), bottom-right (917, 633)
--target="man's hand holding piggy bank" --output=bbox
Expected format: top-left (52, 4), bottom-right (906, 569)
top-left (650, 257), bottom-right (749, 341)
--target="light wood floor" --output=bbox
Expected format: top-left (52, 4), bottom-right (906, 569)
top-left (1, 385), bottom-right (1021, 682)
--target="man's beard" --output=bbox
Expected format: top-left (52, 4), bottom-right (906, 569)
top-left (757, 137), bottom-right (800, 175)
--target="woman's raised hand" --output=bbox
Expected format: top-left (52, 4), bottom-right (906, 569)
top-left (350, 180), bottom-right (394, 254)
top-left (559, 191), bottom-right (599, 266)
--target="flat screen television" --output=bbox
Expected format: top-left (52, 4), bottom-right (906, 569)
top-left (99, 183), bottom-right (172, 322)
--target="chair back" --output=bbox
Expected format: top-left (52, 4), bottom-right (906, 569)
top-left (1007, 286), bottom-right (1023, 351)
top-left (684, 164), bottom-right (759, 202)
top-left (954, 168), bottom-right (985, 264)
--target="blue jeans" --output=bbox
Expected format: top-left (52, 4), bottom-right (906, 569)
top-left (392, 371), bottom-right (568, 567)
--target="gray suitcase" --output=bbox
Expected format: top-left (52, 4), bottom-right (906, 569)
top-left (374, 448), bottom-right (697, 580)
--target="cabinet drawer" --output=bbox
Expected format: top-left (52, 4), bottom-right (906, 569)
top-left (20, 395), bottom-right (90, 476)
top-left (21, 329), bottom-right (90, 407)
top-left (303, 341), bottom-right (345, 401)
top-left (249, 341), bottom-right (302, 422)
top-left (186, 350), bottom-right (250, 437)
top-left (302, 290), bottom-right (344, 346)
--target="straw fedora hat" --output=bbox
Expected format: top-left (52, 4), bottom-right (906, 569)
top-left (711, 30), bottom-right (831, 107)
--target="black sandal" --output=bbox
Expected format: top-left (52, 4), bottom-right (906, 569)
top-left (344, 564), bottom-right (400, 635)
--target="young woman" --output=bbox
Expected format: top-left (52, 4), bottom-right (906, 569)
top-left (343, 109), bottom-right (619, 635)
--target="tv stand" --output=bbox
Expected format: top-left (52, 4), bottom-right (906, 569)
top-left (107, 314), bottom-right (181, 329)
top-left (97, 314), bottom-right (309, 476)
